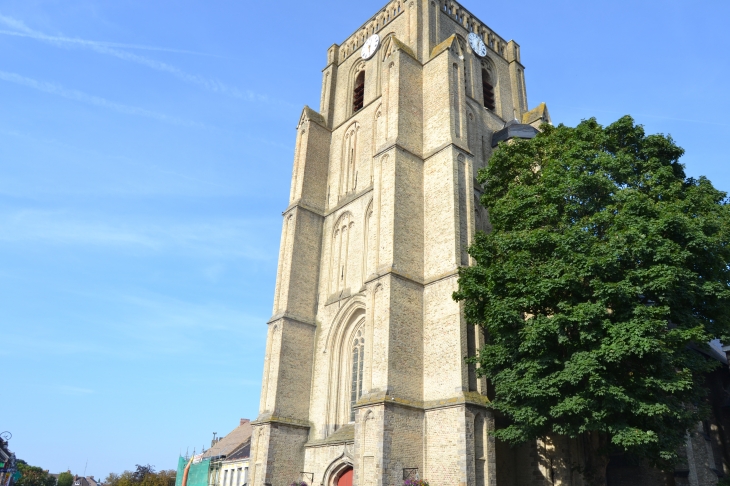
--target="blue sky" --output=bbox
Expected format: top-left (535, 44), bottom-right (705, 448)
top-left (2, 0), bottom-right (729, 478)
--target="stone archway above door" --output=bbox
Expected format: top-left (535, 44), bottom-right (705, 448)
top-left (336, 468), bottom-right (353, 486)
top-left (322, 454), bottom-right (353, 486)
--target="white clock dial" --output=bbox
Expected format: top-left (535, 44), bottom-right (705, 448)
top-left (361, 34), bottom-right (380, 60)
top-left (468, 32), bottom-right (487, 57)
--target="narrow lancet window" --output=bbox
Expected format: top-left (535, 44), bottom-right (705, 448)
top-left (482, 68), bottom-right (495, 111)
top-left (353, 71), bottom-right (365, 113)
top-left (350, 329), bottom-right (365, 421)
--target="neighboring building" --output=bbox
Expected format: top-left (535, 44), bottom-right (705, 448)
top-left (217, 443), bottom-right (250, 486)
top-left (0, 438), bottom-right (16, 486)
top-left (247, 1), bottom-right (730, 486)
top-left (72, 476), bottom-right (100, 486)
top-left (175, 419), bottom-right (251, 486)
top-left (0, 441), bottom-right (10, 469)
top-left (207, 420), bottom-right (252, 486)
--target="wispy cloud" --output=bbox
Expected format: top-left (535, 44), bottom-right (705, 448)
top-left (0, 70), bottom-right (204, 127)
top-left (0, 28), bottom-right (218, 56)
top-left (0, 209), bottom-right (277, 260)
top-left (0, 209), bottom-right (159, 248)
top-left (0, 290), bottom-right (266, 359)
top-left (0, 14), bottom-right (294, 106)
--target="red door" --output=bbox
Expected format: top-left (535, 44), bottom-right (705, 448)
top-left (337, 468), bottom-right (353, 486)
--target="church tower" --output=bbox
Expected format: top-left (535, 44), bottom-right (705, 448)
top-left (249, 2), bottom-right (547, 486)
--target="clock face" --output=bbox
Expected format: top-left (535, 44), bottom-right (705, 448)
top-left (361, 34), bottom-right (380, 60)
top-left (468, 32), bottom-right (487, 57)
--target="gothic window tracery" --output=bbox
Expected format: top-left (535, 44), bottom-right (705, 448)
top-left (350, 328), bottom-right (365, 421)
top-left (329, 212), bottom-right (355, 295)
top-left (340, 124), bottom-right (360, 197)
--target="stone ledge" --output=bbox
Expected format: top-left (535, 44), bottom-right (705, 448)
top-left (252, 414), bottom-right (312, 430)
top-left (372, 142), bottom-right (425, 164)
top-left (282, 199), bottom-right (325, 218)
top-left (266, 313), bottom-right (317, 328)
top-left (423, 269), bottom-right (460, 286)
top-left (326, 185), bottom-right (374, 217)
top-left (305, 424), bottom-right (355, 448)
top-left (425, 391), bottom-right (491, 410)
top-left (364, 267), bottom-right (423, 287)
top-left (422, 141), bottom-right (473, 162)
top-left (353, 391), bottom-right (490, 413)
top-left (324, 288), bottom-right (354, 306)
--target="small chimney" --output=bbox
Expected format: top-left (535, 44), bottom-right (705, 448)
top-left (240, 418), bottom-right (250, 426)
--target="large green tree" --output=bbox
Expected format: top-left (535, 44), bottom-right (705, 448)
top-left (454, 116), bottom-right (730, 484)
top-left (15, 461), bottom-right (56, 486)
top-left (104, 465), bottom-right (174, 486)
top-left (57, 472), bottom-right (73, 486)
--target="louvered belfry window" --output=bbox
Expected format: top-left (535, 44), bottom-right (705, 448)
top-left (482, 68), bottom-right (496, 111)
top-left (353, 71), bottom-right (365, 113)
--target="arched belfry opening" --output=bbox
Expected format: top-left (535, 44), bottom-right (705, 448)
top-left (482, 68), bottom-right (495, 111)
top-left (353, 70), bottom-right (365, 113)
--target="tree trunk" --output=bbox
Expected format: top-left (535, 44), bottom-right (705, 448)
top-left (582, 431), bottom-right (610, 486)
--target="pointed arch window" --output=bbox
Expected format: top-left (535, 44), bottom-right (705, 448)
top-left (482, 68), bottom-right (495, 111)
top-left (353, 71), bottom-right (365, 113)
top-left (350, 328), bottom-right (365, 421)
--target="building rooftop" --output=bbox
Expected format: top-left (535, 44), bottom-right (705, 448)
top-left (203, 419), bottom-right (252, 459)
top-left (224, 441), bottom-right (250, 461)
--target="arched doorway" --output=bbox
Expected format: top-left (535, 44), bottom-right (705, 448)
top-left (336, 468), bottom-right (353, 486)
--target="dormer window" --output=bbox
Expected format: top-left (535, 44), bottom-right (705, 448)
top-left (482, 68), bottom-right (495, 111)
top-left (353, 71), bottom-right (365, 113)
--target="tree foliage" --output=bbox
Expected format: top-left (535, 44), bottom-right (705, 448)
top-left (57, 472), bottom-right (73, 486)
top-left (104, 465), bottom-right (174, 486)
top-left (454, 116), bottom-right (730, 473)
top-left (15, 460), bottom-right (56, 486)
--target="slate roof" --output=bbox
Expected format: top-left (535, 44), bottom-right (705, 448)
top-left (225, 441), bottom-right (251, 461)
top-left (202, 420), bottom-right (253, 459)
top-left (491, 120), bottom-right (539, 147)
top-left (73, 477), bottom-right (99, 486)
top-left (521, 102), bottom-right (551, 127)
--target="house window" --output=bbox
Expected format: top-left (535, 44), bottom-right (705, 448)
top-left (482, 68), bottom-right (495, 111)
top-left (353, 70), bottom-right (365, 113)
top-left (243, 467), bottom-right (249, 485)
top-left (350, 329), bottom-right (365, 421)
top-left (223, 470), bottom-right (228, 486)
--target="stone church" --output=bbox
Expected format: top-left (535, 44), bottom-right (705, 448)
top-left (248, 1), bottom-right (730, 486)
